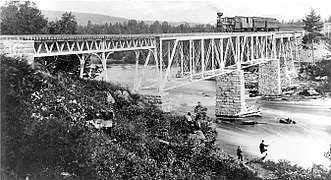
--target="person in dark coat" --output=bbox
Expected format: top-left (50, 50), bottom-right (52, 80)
top-left (237, 145), bottom-right (243, 161)
top-left (194, 102), bottom-right (207, 120)
top-left (259, 140), bottom-right (269, 155)
top-left (185, 112), bottom-right (193, 123)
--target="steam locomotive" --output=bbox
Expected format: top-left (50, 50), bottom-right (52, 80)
top-left (216, 12), bottom-right (279, 32)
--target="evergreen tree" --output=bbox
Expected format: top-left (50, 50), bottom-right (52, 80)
top-left (302, 8), bottom-right (324, 64)
top-left (0, 1), bottom-right (48, 35)
top-left (137, 21), bottom-right (149, 34)
top-left (127, 20), bottom-right (138, 34)
top-left (302, 8), bottom-right (324, 44)
top-left (161, 21), bottom-right (170, 33)
top-left (86, 20), bottom-right (93, 33)
top-left (150, 21), bottom-right (162, 34)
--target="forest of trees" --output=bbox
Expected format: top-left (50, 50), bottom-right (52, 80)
top-left (0, 1), bottom-right (215, 35)
top-left (2, 1), bottom-right (330, 36)
top-left (77, 20), bottom-right (215, 34)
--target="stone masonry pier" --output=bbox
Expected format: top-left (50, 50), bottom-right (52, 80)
top-left (258, 59), bottom-right (281, 95)
top-left (0, 40), bottom-right (34, 64)
top-left (215, 70), bottom-right (246, 117)
top-left (142, 93), bottom-right (171, 112)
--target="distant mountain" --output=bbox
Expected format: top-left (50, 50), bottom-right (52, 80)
top-left (41, 10), bottom-right (200, 26)
top-left (42, 10), bottom-right (129, 25)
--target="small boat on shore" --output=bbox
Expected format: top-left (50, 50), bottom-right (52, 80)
top-left (277, 117), bottom-right (296, 124)
top-left (241, 120), bottom-right (268, 125)
top-left (241, 120), bottom-right (258, 125)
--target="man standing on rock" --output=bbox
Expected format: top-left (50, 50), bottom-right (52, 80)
top-left (237, 145), bottom-right (243, 162)
top-left (259, 140), bottom-right (269, 155)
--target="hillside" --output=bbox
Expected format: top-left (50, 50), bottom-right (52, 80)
top-left (42, 10), bottom-right (200, 26)
top-left (42, 10), bottom-right (129, 25)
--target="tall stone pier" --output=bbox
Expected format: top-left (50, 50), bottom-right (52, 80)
top-left (215, 70), bottom-right (246, 117)
top-left (258, 59), bottom-right (281, 95)
top-left (0, 39), bottom-right (35, 64)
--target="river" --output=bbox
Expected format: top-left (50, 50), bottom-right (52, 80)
top-left (98, 65), bottom-right (331, 168)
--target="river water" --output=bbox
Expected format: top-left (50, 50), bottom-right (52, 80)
top-left (98, 65), bottom-right (331, 168)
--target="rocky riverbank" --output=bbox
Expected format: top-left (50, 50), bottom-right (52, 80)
top-left (244, 67), bottom-right (331, 101)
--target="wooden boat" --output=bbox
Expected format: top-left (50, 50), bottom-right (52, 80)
top-left (241, 120), bottom-right (258, 125)
top-left (277, 117), bottom-right (296, 124)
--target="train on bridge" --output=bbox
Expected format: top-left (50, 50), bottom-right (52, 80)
top-left (216, 12), bottom-right (279, 32)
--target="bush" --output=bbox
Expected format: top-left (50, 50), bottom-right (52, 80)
top-left (262, 160), bottom-right (331, 180)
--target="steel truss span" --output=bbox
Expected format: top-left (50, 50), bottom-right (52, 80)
top-left (151, 31), bottom-right (302, 93)
top-left (0, 31), bottom-right (303, 93)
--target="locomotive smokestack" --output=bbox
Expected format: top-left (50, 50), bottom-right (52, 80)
top-left (217, 12), bottom-right (223, 17)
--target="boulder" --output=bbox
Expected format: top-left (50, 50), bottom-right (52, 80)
top-left (87, 119), bottom-right (113, 129)
top-left (122, 90), bottom-right (132, 101)
top-left (188, 130), bottom-right (206, 147)
top-left (107, 92), bottom-right (116, 104)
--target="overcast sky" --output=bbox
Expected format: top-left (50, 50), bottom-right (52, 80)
top-left (31, 0), bottom-right (331, 24)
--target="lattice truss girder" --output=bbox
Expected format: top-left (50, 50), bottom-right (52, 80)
top-left (33, 37), bottom-right (156, 57)
top-left (19, 33), bottom-right (301, 93)
top-left (150, 33), bottom-right (301, 92)
top-left (275, 35), bottom-right (301, 77)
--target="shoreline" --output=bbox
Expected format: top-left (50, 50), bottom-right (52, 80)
top-left (170, 94), bottom-right (331, 168)
top-left (97, 65), bottom-right (331, 168)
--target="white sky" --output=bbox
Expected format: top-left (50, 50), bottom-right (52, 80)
top-left (26, 0), bottom-right (331, 24)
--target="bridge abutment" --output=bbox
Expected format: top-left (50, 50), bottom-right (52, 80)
top-left (142, 92), bottom-right (171, 112)
top-left (258, 59), bottom-right (281, 95)
top-left (0, 40), bottom-right (34, 64)
top-left (215, 70), bottom-right (246, 117)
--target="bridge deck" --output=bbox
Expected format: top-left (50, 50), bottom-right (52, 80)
top-left (0, 31), bottom-right (302, 41)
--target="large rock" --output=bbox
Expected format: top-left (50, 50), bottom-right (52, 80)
top-left (188, 130), bottom-right (206, 146)
top-left (87, 119), bottom-right (113, 129)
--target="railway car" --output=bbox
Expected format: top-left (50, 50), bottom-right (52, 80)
top-left (235, 16), bottom-right (253, 31)
top-left (216, 12), bottom-right (279, 32)
top-left (265, 18), bottom-right (279, 31)
top-left (252, 17), bottom-right (265, 31)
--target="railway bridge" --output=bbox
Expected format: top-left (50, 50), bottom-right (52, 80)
top-left (0, 31), bottom-right (303, 116)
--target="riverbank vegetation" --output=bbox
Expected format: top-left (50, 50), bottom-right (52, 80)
top-left (2, 55), bottom-right (331, 179)
top-left (1, 55), bottom-right (257, 179)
